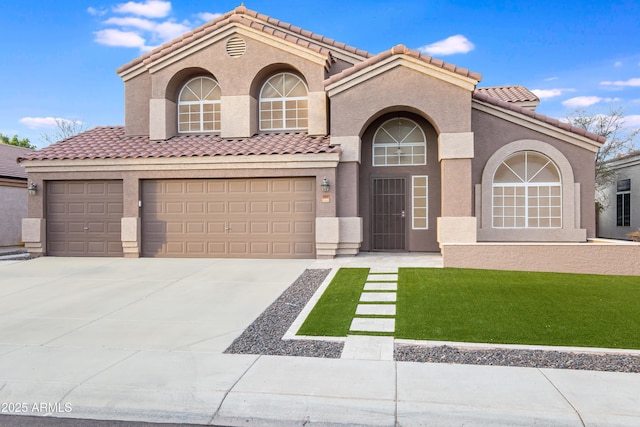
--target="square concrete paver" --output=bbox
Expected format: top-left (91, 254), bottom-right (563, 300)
top-left (350, 317), bottom-right (395, 332)
top-left (356, 304), bottom-right (396, 316)
top-left (360, 292), bottom-right (397, 302)
top-left (364, 282), bottom-right (397, 291)
top-left (341, 335), bottom-right (395, 361)
top-left (366, 274), bottom-right (398, 282)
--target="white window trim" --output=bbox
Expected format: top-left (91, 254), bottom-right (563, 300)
top-left (259, 72), bottom-right (309, 132)
top-left (491, 151), bottom-right (562, 229)
top-left (178, 76), bottom-right (221, 133)
top-left (372, 118), bottom-right (427, 167)
top-left (616, 179), bottom-right (631, 227)
top-left (412, 175), bottom-right (428, 230)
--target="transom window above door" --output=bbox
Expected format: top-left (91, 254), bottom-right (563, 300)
top-left (259, 72), bottom-right (308, 131)
top-left (178, 77), bottom-right (221, 133)
top-left (372, 118), bottom-right (426, 166)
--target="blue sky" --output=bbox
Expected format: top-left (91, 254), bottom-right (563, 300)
top-left (1, 0), bottom-right (639, 148)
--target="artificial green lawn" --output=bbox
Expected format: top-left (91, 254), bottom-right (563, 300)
top-left (298, 267), bottom-right (640, 349)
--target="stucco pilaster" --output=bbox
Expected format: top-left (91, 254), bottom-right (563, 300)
top-left (149, 98), bottom-right (177, 140)
top-left (221, 95), bottom-right (255, 138)
top-left (332, 136), bottom-right (361, 163)
top-left (22, 218), bottom-right (46, 256)
top-left (438, 132), bottom-right (474, 160)
top-left (121, 217), bottom-right (141, 258)
top-left (308, 91), bottom-right (328, 136)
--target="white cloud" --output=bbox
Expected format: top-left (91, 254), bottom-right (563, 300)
top-left (531, 88), bottom-right (574, 99)
top-left (600, 77), bottom-right (640, 87)
top-left (113, 0), bottom-right (171, 18)
top-left (154, 20), bottom-right (191, 40)
top-left (417, 35), bottom-right (474, 56)
top-left (544, 76), bottom-right (559, 82)
top-left (104, 16), bottom-right (156, 31)
top-left (625, 115), bottom-right (640, 127)
top-left (87, 6), bottom-right (107, 16)
top-left (196, 12), bottom-right (222, 22)
top-left (561, 96), bottom-right (622, 108)
top-left (94, 28), bottom-right (148, 49)
top-left (614, 61), bottom-right (623, 68)
top-left (19, 117), bottom-right (82, 130)
top-left (103, 16), bottom-right (189, 42)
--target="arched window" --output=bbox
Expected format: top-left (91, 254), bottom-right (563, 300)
top-left (178, 76), bottom-right (221, 133)
top-left (372, 118), bottom-right (426, 166)
top-left (492, 151), bottom-right (562, 228)
top-left (259, 72), bottom-right (308, 131)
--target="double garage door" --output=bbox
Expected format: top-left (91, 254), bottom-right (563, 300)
top-left (47, 178), bottom-right (316, 258)
top-left (142, 178), bottom-right (315, 258)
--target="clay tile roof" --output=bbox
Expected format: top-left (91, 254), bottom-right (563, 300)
top-left (475, 86), bottom-right (539, 103)
top-left (117, 6), bottom-right (370, 75)
top-left (472, 91), bottom-right (606, 144)
top-left (0, 143), bottom-right (32, 179)
top-left (17, 127), bottom-right (340, 162)
top-left (324, 43), bottom-right (482, 87)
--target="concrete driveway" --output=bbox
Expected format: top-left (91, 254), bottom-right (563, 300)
top-left (0, 257), bottom-right (312, 424)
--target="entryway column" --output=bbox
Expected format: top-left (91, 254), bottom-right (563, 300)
top-left (437, 132), bottom-right (477, 245)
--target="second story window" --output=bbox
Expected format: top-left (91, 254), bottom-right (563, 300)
top-left (178, 76), bottom-right (221, 133)
top-left (259, 72), bottom-right (308, 131)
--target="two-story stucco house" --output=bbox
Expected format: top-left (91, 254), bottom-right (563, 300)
top-left (20, 6), bottom-right (611, 267)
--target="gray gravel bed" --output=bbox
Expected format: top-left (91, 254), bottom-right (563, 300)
top-left (395, 345), bottom-right (640, 373)
top-left (224, 268), bottom-right (343, 358)
top-left (226, 268), bottom-right (640, 372)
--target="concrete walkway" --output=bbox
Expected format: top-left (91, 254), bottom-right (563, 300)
top-left (0, 256), bottom-right (638, 426)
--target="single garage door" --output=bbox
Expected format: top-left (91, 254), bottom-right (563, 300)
top-left (47, 181), bottom-right (123, 256)
top-left (141, 178), bottom-right (315, 258)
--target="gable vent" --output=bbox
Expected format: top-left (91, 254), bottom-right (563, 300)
top-left (226, 37), bottom-right (246, 58)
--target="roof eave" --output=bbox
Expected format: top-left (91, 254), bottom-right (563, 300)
top-left (472, 98), bottom-right (605, 153)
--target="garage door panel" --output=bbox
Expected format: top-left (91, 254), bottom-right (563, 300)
top-left (142, 178), bottom-right (315, 258)
top-left (46, 180), bottom-right (123, 257)
top-left (295, 221), bottom-right (314, 234)
top-left (294, 201), bottom-right (314, 213)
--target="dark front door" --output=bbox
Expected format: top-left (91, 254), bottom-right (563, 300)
top-left (372, 177), bottom-right (406, 251)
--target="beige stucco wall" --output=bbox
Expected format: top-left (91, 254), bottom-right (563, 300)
top-left (598, 159), bottom-right (640, 240)
top-left (329, 66), bottom-right (472, 138)
top-left (471, 108), bottom-right (598, 238)
top-left (442, 242), bottom-right (640, 276)
top-left (0, 183), bottom-right (27, 246)
top-left (124, 73), bottom-right (151, 136)
top-left (122, 34), bottom-right (330, 139)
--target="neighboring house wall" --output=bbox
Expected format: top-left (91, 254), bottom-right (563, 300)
top-left (0, 180), bottom-right (27, 246)
top-left (598, 152), bottom-right (640, 240)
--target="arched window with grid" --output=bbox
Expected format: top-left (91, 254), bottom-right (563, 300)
top-left (259, 73), bottom-right (308, 131)
top-left (372, 118), bottom-right (427, 166)
top-left (492, 151), bottom-right (562, 228)
top-left (178, 76), bottom-right (221, 133)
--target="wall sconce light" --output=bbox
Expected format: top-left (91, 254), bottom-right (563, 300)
top-left (27, 182), bottom-right (37, 196)
top-left (321, 177), bottom-right (330, 192)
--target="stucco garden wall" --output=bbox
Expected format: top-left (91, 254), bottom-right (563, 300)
top-left (442, 241), bottom-right (640, 276)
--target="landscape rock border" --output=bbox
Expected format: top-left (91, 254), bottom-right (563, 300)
top-left (225, 269), bottom-right (640, 373)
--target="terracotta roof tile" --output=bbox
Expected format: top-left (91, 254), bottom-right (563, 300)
top-left (0, 143), bottom-right (32, 179)
top-left (324, 44), bottom-right (483, 87)
top-left (18, 127), bottom-right (340, 162)
top-left (117, 6), bottom-right (371, 75)
top-left (475, 86), bottom-right (539, 103)
top-left (472, 91), bottom-right (606, 144)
